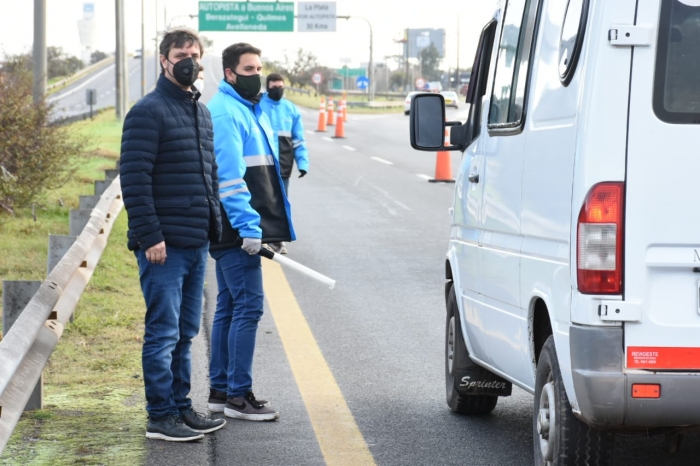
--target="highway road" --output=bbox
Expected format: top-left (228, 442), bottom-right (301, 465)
top-left (142, 60), bottom-right (700, 465)
top-left (58, 54), bottom-right (699, 465)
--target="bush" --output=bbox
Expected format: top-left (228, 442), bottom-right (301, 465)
top-left (90, 50), bottom-right (108, 65)
top-left (0, 58), bottom-right (85, 213)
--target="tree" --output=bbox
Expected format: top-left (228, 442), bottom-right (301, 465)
top-left (90, 50), bottom-right (108, 64)
top-left (0, 57), bottom-right (85, 213)
top-left (46, 46), bottom-right (84, 79)
top-left (419, 43), bottom-right (442, 82)
top-left (278, 48), bottom-right (319, 88)
top-left (200, 36), bottom-right (214, 50)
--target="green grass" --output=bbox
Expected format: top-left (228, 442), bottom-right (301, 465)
top-left (0, 109), bottom-right (147, 465)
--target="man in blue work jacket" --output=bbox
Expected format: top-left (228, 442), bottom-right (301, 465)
top-left (206, 43), bottom-right (295, 421)
top-left (260, 73), bottom-right (309, 255)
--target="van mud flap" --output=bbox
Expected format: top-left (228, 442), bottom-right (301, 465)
top-left (454, 366), bottom-right (512, 397)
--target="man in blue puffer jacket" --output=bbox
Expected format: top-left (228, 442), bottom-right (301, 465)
top-left (206, 43), bottom-right (295, 421)
top-left (260, 72), bottom-right (309, 255)
top-left (120, 29), bottom-right (225, 442)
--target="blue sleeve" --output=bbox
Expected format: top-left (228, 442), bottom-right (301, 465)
top-left (211, 111), bottom-right (262, 238)
top-left (291, 105), bottom-right (309, 172)
top-left (119, 104), bottom-right (165, 250)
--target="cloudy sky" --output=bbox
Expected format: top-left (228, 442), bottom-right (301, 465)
top-left (2, 0), bottom-right (498, 71)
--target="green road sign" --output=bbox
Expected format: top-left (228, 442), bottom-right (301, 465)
top-left (199, 2), bottom-right (294, 32)
top-left (336, 67), bottom-right (367, 78)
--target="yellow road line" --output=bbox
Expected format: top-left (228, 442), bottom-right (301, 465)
top-left (263, 261), bottom-right (376, 466)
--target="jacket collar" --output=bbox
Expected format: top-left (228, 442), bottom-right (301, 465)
top-left (218, 79), bottom-right (259, 107)
top-left (157, 74), bottom-right (199, 101)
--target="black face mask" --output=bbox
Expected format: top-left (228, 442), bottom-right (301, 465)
top-left (232, 71), bottom-right (262, 100)
top-left (168, 57), bottom-right (199, 87)
top-left (267, 87), bottom-right (284, 101)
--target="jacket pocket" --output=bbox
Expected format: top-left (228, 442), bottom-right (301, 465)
top-left (155, 197), bottom-right (191, 208)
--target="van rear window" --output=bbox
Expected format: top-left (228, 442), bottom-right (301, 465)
top-left (654, 0), bottom-right (700, 124)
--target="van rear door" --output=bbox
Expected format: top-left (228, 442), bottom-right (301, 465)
top-left (624, 0), bottom-right (700, 370)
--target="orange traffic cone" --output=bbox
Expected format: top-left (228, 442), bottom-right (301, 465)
top-left (332, 101), bottom-right (346, 139)
top-left (341, 93), bottom-right (348, 122)
top-left (428, 126), bottom-right (455, 183)
top-left (327, 97), bottom-right (335, 126)
top-left (315, 97), bottom-right (327, 132)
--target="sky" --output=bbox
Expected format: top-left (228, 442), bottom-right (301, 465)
top-left (1, 0), bottom-right (498, 72)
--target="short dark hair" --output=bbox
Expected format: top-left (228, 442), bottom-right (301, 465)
top-left (159, 28), bottom-right (204, 62)
top-left (266, 73), bottom-right (284, 88)
top-left (222, 43), bottom-right (262, 75)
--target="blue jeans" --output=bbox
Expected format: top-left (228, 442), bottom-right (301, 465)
top-left (209, 247), bottom-right (264, 398)
top-left (136, 244), bottom-right (208, 419)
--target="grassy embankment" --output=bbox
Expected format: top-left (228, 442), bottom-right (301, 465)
top-left (0, 109), bottom-right (146, 465)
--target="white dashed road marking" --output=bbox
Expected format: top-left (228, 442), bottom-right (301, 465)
top-left (322, 137), bottom-right (334, 142)
top-left (342, 146), bottom-right (356, 151)
top-left (416, 174), bottom-right (432, 181)
top-left (371, 157), bottom-right (393, 165)
top-left (305, 130), bottom-right (314, 135)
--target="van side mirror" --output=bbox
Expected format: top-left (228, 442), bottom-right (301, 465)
top-left (410, 94), bottom-right (445, 150)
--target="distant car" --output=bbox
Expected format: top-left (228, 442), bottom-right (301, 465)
top-left (133, 49), bottom-right (142, 59)
top-left (441, 91), bottom-right (460, 109)
top-left (404, 91), bottom-right (429, 115)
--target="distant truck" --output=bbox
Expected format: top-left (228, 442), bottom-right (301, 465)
top-left (410, 0), bottom-right (700, 464)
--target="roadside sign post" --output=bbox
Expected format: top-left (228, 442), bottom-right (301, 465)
top-left (198, 1), bottom-right (294, 31)
top-left (86, 88), bottom-right (97, 119)
top-left (356, 75), bottom-right (369, 96)
top-left (312, 72), bottom-right (323, 96)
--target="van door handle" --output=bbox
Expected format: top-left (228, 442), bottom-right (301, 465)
top-left (468, 174), bottom-right (479, 183)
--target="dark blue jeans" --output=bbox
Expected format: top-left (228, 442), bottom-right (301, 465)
top-left (209, 247), bottom-right (264, 398)
top-left (136, 244), bottom-right (208, 419)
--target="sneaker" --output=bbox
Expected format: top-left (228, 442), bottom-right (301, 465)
top-left (146, 414), bottom-right (204, 442)
top-left (224, 392), bottom-right (279, 421)
top-left (181, 407), bottom-right (226, 434)
top-left (279, 243), bottom-right (288, 255)
top-left (209, 388), bottom-right (269, 412)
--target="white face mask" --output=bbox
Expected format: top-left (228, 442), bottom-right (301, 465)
top-left (193, 78), bottom-right (204, 95)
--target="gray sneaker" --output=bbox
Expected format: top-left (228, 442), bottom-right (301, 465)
top-left (146, 414), bottom-right (204, 442)
top-left (224, 392), bottom-right (279, 421)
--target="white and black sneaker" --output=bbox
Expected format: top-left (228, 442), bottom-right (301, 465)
top-left (146, 414), bottom-right (204, 442)
top-left (224, 392), bottom-right (279, 421)
top-left (209, 388), bottom-right (268, 412)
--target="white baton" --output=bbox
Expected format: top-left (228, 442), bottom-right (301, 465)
top-left (259, 247), bottom-right (336, 289)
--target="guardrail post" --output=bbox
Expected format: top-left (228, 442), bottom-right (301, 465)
top-left (2, 281), bottom-right (43, 411)
top-left (94, 180), bottom-right (111, 197)
top-left (104, 169), bottom-right (119, 181)
top-left (69, 209), bottom-right (91, 237)
top-left (47, 235), bottom-right (77, 323)
top-left (79, 195), bottom-right (99, 211)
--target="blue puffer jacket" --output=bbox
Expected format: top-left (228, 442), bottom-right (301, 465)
top-left (119, 75), bottom-right (222, 252)
top-left (207, 80), bottom-right (295, 251)
top-left (259, 94), bottom-right (309, 178)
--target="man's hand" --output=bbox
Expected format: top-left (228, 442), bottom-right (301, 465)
top-left (298, 169), bottom-right (307, 178)
top-left (241, 238), bottom-right (262, 255)
top-left (145, 241), bottom-right (167, 265)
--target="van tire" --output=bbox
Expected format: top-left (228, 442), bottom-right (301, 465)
top-left (445, 283), bottom-right (498, 415)
top-left (533, 336), bottom-right (614, 465)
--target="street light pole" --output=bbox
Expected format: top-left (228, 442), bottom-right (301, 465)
top-left (33, 0), bottom-right (47, 104)
top-left (338, 15), bottom-right (374, 102)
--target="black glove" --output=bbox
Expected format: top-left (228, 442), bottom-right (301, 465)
top-left (298, 170), bottom-right (307, 178)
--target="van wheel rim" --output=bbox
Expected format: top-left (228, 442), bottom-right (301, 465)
top-left (447, 316), bottom-right (455, 375)
top-left (537, 380), bottom-right (557, 464)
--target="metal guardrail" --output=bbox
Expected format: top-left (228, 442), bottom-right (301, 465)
top-left (46, 56), bottom-right (115, 93)
top-left (0, 176), bottom-right (123, 453)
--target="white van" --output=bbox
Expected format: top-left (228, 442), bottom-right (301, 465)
top-left (410, 0), bottom-right (700, 464)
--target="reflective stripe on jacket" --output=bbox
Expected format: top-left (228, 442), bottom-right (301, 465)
top-left (207, 80), bottom-right (295, 250)
top-left (260, 94), bottom-right (309, 178)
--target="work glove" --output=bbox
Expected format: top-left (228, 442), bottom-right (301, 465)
top-left (241, 238), bottom-right (262, 255)
top-left (298, 169), bottom-right (307, 178)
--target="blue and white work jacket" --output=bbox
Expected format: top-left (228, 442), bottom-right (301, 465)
top-left (207, 80), bottom-right (295, 250)
top-left (259, 94), bottom-right (309, 178)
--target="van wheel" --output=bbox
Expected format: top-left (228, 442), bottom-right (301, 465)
top-left (445, 283), bottom-right (498, 415)
top-left (533, 336), bottom-right (614, 465)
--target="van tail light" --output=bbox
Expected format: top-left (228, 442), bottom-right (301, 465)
top-left (577, 182), bottom-right (624, 294)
